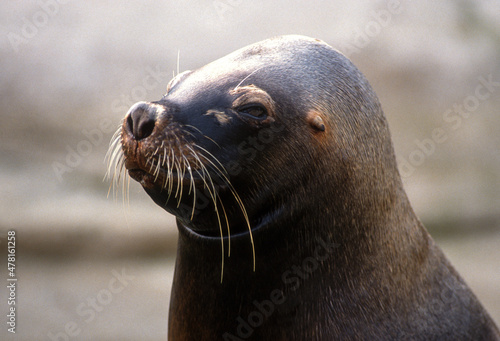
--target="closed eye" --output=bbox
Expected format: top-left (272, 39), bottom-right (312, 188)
top-left (238, 104), bottom-right (267, 119)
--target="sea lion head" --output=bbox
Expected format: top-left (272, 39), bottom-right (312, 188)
top-left (107, 35), bottom-right (401, 244)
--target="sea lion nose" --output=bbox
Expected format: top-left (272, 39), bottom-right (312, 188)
top-left (126, 101), bottom-right (157, 140)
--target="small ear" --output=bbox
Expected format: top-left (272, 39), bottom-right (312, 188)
top-left (165, 70), bottom-right (192, 95)
top-left (306, 111), bottom-right (326, 132)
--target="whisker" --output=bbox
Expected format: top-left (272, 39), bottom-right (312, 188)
top-left (177, 158), bottom-right (187, 208)
top-left (182, 155), bottom-right (194, 195)
top-left (104, 127), bottom-right (122, 165)
top-left (105, 127), bottom-right (126, 200)
top-left (166, 149), bottom-right (174, 202)
top-left (156, 154), bottom-right (164, 181)
top-left (184, 124), bottom-right (221, 149)
top-left (184, 124), bottom-right (203, 135)
top-left (111, 155), bottom-right (125, 200)
top-left (186, 146), bottom-right (210, 181)
top-left (218, 199), bottom-right (231, 257)
top-left (234, 67), bottom-right (263, 90)
top-left (184, 154), bottom-right (197, 221)
top-left (148, 157), bottom-right (155, 174)
top-left (196, 146), bottom-right (256, 271)
top-left (196, 163), bottom-right (218, 206)
top-left (105, 145), bottom-right (121, 182)
top-left (163, 148), bottom-right (168, 166)
top-left (104, 131), bottom-right (118, 166)
top-left (193, 145), bottom-right (227, 175)
top-left (174, 159), bottom-right (183, 206)
top-left (212, 193), bottom-right (225, 283)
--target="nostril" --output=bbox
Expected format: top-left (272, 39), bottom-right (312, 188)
top-left (126, 102), bottom-right (157, 140)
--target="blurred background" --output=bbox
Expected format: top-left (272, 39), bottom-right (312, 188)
top-left (0, 1), bottom-right (499, 340)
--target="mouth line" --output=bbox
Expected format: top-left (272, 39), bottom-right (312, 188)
top-left (178, 218), bottom-right (258, 241)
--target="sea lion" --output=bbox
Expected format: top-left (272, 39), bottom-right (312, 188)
top-left (107, 35), bottom-right (500, 340)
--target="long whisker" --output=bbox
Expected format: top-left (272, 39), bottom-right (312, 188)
top-left (177, 157), bottom-right (187, 208)
top-left (193, 145), bottom-right (227, 176)
top-left (105, 126), bottom-right (126, 199)
top-left (104, 127), bottom-right (122, 171)
top-left (218, 198), bottom-right (231, 257)
top-left (182, 155), bottom-right (194, 195)
top-left (234, 67), bottom-right (263, 90)
top-left (184, 124), bottom-right (221, 149)
top-left (186, 146), bottom-right (209, 179)
top-left (229, 186), bottom-right (255, 270)
top-left (166, 149), bottom-right (174, 202)
top-left (183, 155), bottom-right (197, 220)
top-left (174, 159), bottom-right (182, 202)
top-left (154, 155), bottom-right (162, 181)
top-left (196, 146), bottom-right (256, 271)
top-left (187, 152), bottom-right (226, 281)
top-left (212, 193), bottom-right (225, 283)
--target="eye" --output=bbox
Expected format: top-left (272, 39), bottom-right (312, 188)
top-left (238, 104), bottom-right (267, 119)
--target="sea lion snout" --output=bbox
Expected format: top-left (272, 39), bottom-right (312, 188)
top-left (125, 101), bottom-right (159, 140)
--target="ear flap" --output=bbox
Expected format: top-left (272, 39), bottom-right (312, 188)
top-left (306, 111), bottom-right (326, 132)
